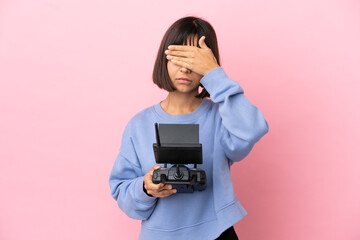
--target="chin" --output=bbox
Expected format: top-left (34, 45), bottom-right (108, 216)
top-left (175, 84), bottom-right (199, 93)
top-left (176, 88), bottom-right (199, 95)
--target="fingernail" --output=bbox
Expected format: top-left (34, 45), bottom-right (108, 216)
top-left (168, 45), bottom-right (172, 49)
top-left (164, 50), bottom-right (169, 54)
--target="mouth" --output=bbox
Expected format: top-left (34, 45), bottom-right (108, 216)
top-left (175, 78), bottom-right (192, 85)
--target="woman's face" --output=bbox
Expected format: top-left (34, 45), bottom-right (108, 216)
top-left (166, 35), bottom-right (203, 95)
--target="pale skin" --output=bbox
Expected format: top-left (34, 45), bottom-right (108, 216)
top-left (143, 35), bottom-right (220, 198)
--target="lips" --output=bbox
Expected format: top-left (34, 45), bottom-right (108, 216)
top-left (175, 78), bottom-right (192, 85)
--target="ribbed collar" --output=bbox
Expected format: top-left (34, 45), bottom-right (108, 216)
top-left (152, 98), bottom-right (211, 123)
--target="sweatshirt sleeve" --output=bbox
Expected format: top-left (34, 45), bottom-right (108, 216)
top-left (109, 124), bottom-right (158, 220)
top-left (200, 67), bottom-right (269, 162)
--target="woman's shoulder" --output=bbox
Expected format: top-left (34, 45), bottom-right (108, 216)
top-left (125, 103), bottom-right (158, 129)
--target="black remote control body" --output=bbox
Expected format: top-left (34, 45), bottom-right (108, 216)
top-left (152, 165), bottom-right (207, 193)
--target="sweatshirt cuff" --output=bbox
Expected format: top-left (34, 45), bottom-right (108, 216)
top-left (135, 176), bottom-right (158, 203)
top-left (200, 67), bottom-right (244, 101)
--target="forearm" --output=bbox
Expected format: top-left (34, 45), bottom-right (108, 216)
top-left (200, 67), bottom-right (269, 160)
top-left (109, 154), bottom-right (158, 220)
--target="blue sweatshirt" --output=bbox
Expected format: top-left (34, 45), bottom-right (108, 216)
top-left (109, 67), bottom-right (269, 240)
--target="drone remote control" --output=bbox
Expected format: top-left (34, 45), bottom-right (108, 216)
top-left (152, 123), bottom-right (207, 193)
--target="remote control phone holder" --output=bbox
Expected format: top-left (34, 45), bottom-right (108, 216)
top-left (152, 123), bottom-right (207, 193)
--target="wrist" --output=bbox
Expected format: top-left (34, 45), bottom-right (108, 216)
top-left (204, 64), bottom-right (220, 75)
top-left (143, 181), bottom-right (154, 197)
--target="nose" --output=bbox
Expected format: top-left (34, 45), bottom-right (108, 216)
top-left (180, 66), bottom-right (191, 73)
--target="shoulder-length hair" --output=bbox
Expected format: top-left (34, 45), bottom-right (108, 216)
top-left (152, 16), bottom-right (221, 98)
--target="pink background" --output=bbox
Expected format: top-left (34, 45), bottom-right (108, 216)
top-left (1, 0), bottom-right (359, 239)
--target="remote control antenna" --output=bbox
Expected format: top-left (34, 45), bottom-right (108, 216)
top-left (155, 123), bottom-right (161, 147)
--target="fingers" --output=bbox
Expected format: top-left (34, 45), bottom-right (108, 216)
top-left (156, 188), bottom-right (177, 198)
top-left (165, 51), bottom-right (192, 68)
top-left (144, 166), bottom-right (159, 187)
top-left (144, 165), bottom-right (159, 183)
top-left (165, 50), bottom-right (193, 58)
top-left (148, 182), bottom-right (170, 192)
top-left (150, 165), bottom-right (161, 175)
top-left (144, 167), bottom-right (162, 188)
top-left (172, 55), bottom-right (194, 64)
top-left (144, 165), bottom-right (174, 195)
top-left (166, 54), bottom-right (194, 64)
top-left (150, 182), bottom-right (165, 191)
top-left (168, 37), bottom-right (208, 51)
top-left (168, 45), bottom-right (196, 50)
top-left (155, 184), bottom-right (172, 192)
top-left (168, 59), bottom-right (191, 70)
top-left (147, 184), bottom-right (177, 198)
top-left (144, 164), bottom-right (178, 198)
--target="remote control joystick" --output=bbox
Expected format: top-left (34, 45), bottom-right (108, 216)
top-left (152, 123), bottom-right (207, 193)
top-left (174, 165), bottom-right (183, 180)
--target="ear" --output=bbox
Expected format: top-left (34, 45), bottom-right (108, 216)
top-left (199, 36), bottom-right (209, 49)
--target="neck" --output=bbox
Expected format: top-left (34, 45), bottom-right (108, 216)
top-left (161, 91), bottom-right (203, 115)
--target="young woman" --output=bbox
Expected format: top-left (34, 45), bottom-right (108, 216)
top-left (109, 16), bottom-right (269, 240)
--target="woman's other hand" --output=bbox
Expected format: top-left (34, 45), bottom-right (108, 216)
top-left (143, 165), bottom-right (177, 198)
top-left (165, 36), bottom-right (220, 76)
